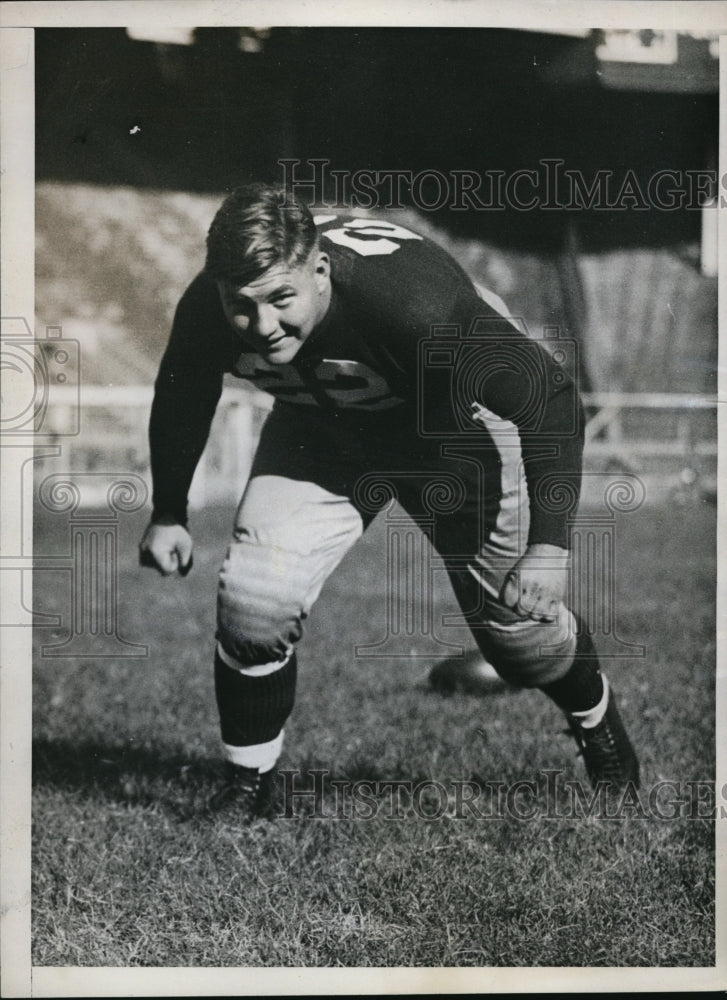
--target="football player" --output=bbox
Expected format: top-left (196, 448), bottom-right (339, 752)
top-left (139, 183), bottom-right (639, 816)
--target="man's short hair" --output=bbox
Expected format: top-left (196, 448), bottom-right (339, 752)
top-left (205, 183), bottom-right (318, 285)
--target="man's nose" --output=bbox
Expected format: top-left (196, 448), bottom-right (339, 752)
top-left (252, 304), bottom-right (278, 338)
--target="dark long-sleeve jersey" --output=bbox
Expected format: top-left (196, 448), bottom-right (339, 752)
top-left (150, 215), bottom-right (584, 547)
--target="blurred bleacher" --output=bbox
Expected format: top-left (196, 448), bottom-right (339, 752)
top-left (28, 26), bottom-right (718, 510)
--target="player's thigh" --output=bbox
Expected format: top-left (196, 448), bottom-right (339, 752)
top-left (217, 474), bottom-right (364, 662)
top-left (234, 403), bottom-right (367, 611)
top-left (391, 437), bottom-right (575, 685)
top-left (231, 473), bottom-right (364, 593)
top-left (250, 401), bottom-right (366, 501)
top-left (391, 438), bottom-right (529, 599)
top-left (430, 460), bottom-right (574, 685)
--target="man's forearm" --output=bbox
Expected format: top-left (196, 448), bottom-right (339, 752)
top-left (520, 383), bottom-right (585, 549)
top-left (149, 373), bottom-right (223, 526)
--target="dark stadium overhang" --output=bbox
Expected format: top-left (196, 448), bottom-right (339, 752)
top-left (531, 28), bottom-right (718, 93)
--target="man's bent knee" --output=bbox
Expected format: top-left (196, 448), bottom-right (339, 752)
top-left (216, 534), bottom-right (311, 666)
top-left (473, 607), bottom-right (577, 687)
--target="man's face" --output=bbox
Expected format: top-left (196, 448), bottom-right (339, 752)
top-left (217, 252), bottom-right (331, 365)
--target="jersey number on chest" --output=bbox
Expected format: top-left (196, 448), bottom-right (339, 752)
top-left (233, 356), bottom-right (403, 411)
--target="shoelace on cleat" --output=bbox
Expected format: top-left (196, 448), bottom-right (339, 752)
top-left (568, 715), bottom-right (634, 782)
top-left (233, 773), bottom-right (260, 795)
top-left (206, 766), bottom-right (262, 813)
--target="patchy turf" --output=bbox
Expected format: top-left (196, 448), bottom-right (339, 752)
top-left (32, 496), bottom-right (716, 967)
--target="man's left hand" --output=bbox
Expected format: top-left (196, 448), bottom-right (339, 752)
top-left (500, 543), bottom-right (570, 622)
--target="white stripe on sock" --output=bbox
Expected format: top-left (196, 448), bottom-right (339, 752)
top-left (217, 640), bottom-right (291, 677)
top-left (223, 730), bottom-right (284, 773)
top-left (569, 675), bottom-right (610, 729)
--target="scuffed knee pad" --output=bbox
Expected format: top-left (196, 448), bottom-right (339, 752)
top-left (473, 608), bottom-right (577, 688)
top-left (217, 533), bottom-right (313, 666)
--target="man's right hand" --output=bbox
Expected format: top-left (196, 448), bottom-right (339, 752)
top-left (139, 517), bottom-right (194, 576)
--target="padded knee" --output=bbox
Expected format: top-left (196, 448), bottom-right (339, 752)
top-left (472, 607), bottom-right (577, 688)
top-left (216, 533), bottom-right (312, 665)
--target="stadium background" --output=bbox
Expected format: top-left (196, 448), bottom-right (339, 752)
top-left (28, 26), bottom-right (718, 970)
top-left (34, 26), bottom-right (718, 505)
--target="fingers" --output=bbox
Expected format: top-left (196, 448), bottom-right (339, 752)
top-left (501, 573), bottom-right (520, 610)
top-left (177, 536), bottom-right (193, 575)
top-left (523, 586), bottom-right (558, 622)
top-left (501, 571), bottom-right (560, 622)
top-left (530, 599), bottom-right (558, 623)
top-left (502, 570), bottom-right (538, 617)
top-left (138, 541), bottom-right (193, 576)
top-left (519, 593), bottom-right (559, 622)
top-left (139, 522), bottom-right (194, 577)
top-left (139, 544), bottom-right (177, 575)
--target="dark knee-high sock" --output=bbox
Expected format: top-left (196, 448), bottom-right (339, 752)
top-left (539, 625), bottom-right (604, 713)
top-left (214, 649), bottom-right (297, 748)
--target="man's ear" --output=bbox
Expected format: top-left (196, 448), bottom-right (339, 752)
top-left (313, 252), bottom-right (331, 291)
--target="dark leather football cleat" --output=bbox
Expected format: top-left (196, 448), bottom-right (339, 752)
top-left (205, 762), bottom-right (278, 820)
top-left (567, 688), bottom-right (640, 792)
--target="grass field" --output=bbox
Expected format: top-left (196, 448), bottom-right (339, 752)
top-left (32, 492), bottom-right (716, 968)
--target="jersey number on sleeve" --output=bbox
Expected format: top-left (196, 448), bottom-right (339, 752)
top-left (315, 217), bottom-right (422, 256)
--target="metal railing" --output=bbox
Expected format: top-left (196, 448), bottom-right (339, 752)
top-left (34, 387), bottom-right (718, 507)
